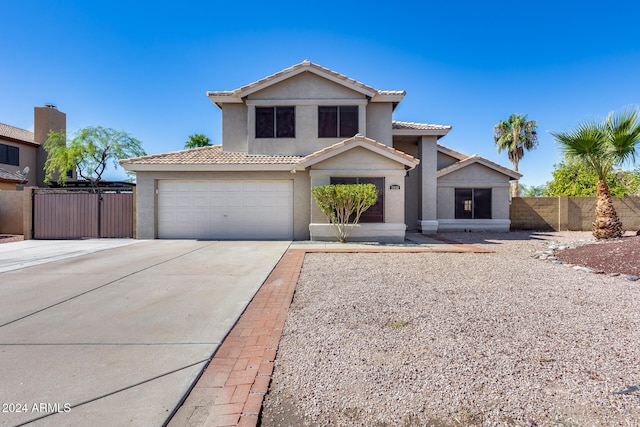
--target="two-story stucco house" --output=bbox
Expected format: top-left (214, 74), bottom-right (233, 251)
top-left (121, 61), bottom-right (521, 242)
top-left (0, 105), bottom-right (68, 190)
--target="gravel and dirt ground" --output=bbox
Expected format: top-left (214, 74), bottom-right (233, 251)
top-left (261, 231), bottom-right (640, 427)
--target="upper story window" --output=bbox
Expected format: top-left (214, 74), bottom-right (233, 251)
top-left (0, 143), bottom-right (19, 166)
top-left (256, 106), bottom-right (295, 138)
top-left (318, 106), bottom-right (358, 138)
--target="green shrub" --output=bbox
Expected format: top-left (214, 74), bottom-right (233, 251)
top-left (311, 183), bottom-right (378, 243)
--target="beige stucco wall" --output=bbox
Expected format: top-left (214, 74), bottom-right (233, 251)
top-left (437, 151), bottom-right (459, 170)
top-left (219, 72), bottom-right (395, 156)
top-left (392, 139), bottom-right (421, 231)
top-left (221, 104), bottom-right (248, 153)
top-left (366, 103), bottom-right (393, 145)
top-left (437, 163), bottom-right (512, 220)
top-left (307, 147), bottom-right (407, 225)
top-left (135, 170), bottom-right (310, 240)
top-left (0, 138), bottom-right (37, 187)
top-left (0, 190), bottom-right (25, 234)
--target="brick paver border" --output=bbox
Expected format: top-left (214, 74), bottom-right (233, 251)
top-left (168, 237), bottom-right (489, 426)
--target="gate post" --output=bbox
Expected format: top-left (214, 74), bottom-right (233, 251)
top-left (23, 187), bottom-right (34, 240)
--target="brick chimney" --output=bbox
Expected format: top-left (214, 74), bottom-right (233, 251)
top-left (34, 105), bottom-right (67, 186)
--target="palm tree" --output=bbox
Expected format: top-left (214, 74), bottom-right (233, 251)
top-left (494, 114), bottom-right (539, 197)
top-left (550, 108), bottom-right (640, 239)
top-left (184, 134), bottom-right (212, 149)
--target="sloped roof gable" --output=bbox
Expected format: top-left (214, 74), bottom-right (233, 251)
top-left (437, 154), bottom-right (522, 180)
top-left (0, 123), bottom-right (37, 146)
top-left (297, 134), bottom-right (419, 170)
top-left (207, 60), bottom-right (405, 106)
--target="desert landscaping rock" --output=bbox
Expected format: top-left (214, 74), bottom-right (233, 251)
top-left (261, 231), bottom-right (640, 426)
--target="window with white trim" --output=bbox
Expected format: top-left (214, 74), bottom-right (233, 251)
top-left (455, 188), bottom-right (492, 219)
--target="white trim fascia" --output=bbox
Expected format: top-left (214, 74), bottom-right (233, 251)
top-left (246, 98), bottom-right (368, 106)
top-left (308, 169), bottom-right (408, 178)
top-left (121, 163), bottom-right (299, 172)
top-left (371, 93), bottom-right (405, 103)
top-left (207, 93), bottom-right (243, 105)
top-left (392, 128), bottom-right (451, 137)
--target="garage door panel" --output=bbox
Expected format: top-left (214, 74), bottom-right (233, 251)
top-left (158, 180), bottom-right (292, 239)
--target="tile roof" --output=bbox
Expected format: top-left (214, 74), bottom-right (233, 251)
top-left (392, 120), bottom-right (452, 131)
top-left (298, 134), bottom-right (419, 169)
top-left (207, 60), bottom-right (404, 100)
top-left (0, 123), bottom-right (36, 145)
top-left (0, 167), bottom-right (23, 183)
top-left (120, 145), bottom-right (303, 165)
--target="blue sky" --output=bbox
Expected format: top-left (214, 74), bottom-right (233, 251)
top-left (2, 0), bottom-right (639, 186)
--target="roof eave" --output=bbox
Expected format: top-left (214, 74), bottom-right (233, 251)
top-left (392, 128), bottom-right (452, 137)
top-left (121, 163), bottom-right (299, 172)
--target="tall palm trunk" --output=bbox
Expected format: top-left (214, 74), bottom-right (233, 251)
top-left (592, 179), bottom-right (623, 239)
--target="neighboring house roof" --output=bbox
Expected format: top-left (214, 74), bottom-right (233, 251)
top-left (0, 123), bottom-right (37, 146)
top-left (437, 154), bottom-right (522, 180)
top-left (392, 120), bottom-right (451, 137)
top-left (296, 134), bottom-right (420, 171)
top-left (120, 145), bottom-right (304, 172)
top-left (0, 167), bottom-right (23, 183)
top-left (207, 60), bottom-right (406, 107)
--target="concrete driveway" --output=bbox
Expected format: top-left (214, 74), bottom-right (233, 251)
top-left (0, 239), bottom-right (290, 427)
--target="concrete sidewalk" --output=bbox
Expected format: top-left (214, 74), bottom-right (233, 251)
top-left (0, 240), bottom-right (290, 427)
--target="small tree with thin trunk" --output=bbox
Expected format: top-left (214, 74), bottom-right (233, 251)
top-left (312, 184), bottom-right (378, 243)
top-left (44, 126), bottom-right (146, 185)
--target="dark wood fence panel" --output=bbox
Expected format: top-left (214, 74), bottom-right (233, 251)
top-left (100, 192), bottom-right (133, 238)
top-left (32, 188), bottom-right (133, 239)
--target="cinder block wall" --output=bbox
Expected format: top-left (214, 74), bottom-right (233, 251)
top-left (0, 190), bottom-right (25, 234)
top-left (509, 197), bottom-right (558, 230)
top-left (511, 197), bottom-right (640, 231)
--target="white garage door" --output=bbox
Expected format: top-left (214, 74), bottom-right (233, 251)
top-left (158, 180), bottom-right (293, 239)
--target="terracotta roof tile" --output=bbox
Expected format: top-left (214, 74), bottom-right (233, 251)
top-left (0, 167), bottom-right (23, 183)
top-left (392, 120), bottom-right (452, 131)
top-left (120, 145), bottom-right (303, 165)
top-left (207, 61), bottom-right (403, 99)
top-left (0, 123), bottom-right (35, 144)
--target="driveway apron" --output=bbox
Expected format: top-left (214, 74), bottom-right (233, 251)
top-left (0, 240), bottom-right (289, 427)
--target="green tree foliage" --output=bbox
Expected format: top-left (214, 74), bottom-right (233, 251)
top-left (184, 134), bottom-right (212, 149)
top-left (311, 184), bottom-right (378, 243)
top-left (494, 114), bottom-right (539, 197)
top-left (550, 108), bottom-right (640, 238)
top-left (545, 158), bottom-right (640, 197)
top-left (44, 126), bottom-right (146, 185)
top-left (518, 183), bottom-right (547, 197)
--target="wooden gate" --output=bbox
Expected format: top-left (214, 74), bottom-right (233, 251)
top-left (32, 188), bottom-right (134, 239)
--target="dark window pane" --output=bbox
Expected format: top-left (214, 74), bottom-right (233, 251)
top-left (455, 189), bottom-right (473, 219)
top-left (256, 107), bottom-right (274, 138)
top-left (359, 177), bottom-right (383, 222)
top-left (474, 188), bottom-right (492, 219)
top-left (7, 146), bottom-right (19, 166)
top-left (276, 106), bottom-right (295, 138)
top-left (0, 144), bottom-right (7, 164)
top-left (339, 106), bottom-right (358, 137)
top-left (318, 106), bottom-right (337, 137)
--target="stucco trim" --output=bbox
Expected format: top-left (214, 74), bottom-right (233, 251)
top-left (437, 155), bottom-right (522, 180)
top-left (309, 223), bottom-right (407, 243)
top-left (121, 163), bottom-right (298, 172)
top-left (296, 135), bottom-right (419, 171)
top-left (437, 219), bottom-right (512, 232)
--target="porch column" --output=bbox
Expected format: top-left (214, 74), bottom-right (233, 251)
top-left (419, 135), bottom-right (438, 233)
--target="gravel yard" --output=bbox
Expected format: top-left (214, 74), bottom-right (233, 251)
top-left (261, 231), bottom-right (640, 426)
